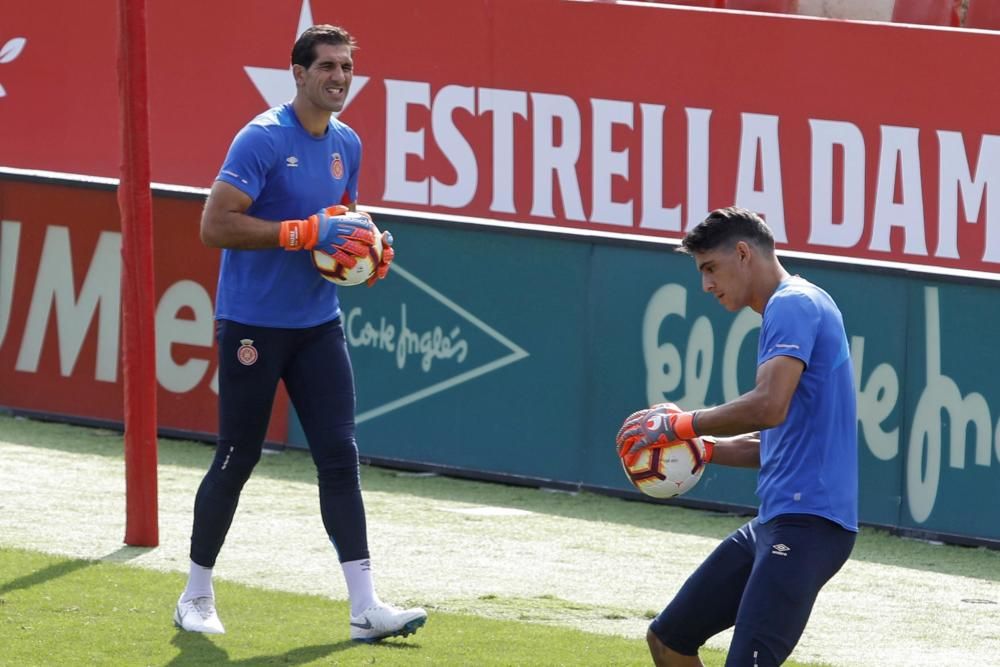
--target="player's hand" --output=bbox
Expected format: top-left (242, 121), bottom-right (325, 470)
top-left (615, 408), bottom-right (649, 467)
top-left (280, 204), bottom-right (349, 251)
top-left (313, 208), bottom-right (377, 268)
top-left (366, 230), bottom-right (394, 287)
top-left (279, 205), bottom-right (376, 269)
top-left (616, 404), bottom-right (698, 463)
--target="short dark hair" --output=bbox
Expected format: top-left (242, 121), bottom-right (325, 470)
top-left (679, 206), bottom-right (775, 255)
top-left (291, 25), bottom-right (357, 69)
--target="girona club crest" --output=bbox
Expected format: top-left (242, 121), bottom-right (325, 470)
top-left (237, 338), bottom-right (259, 366)
top-left (330, 153), bottom-right (344, 180)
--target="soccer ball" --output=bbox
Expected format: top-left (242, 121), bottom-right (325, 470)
top-left (311, 214), bottom-right (384, 286)
top-left (618, 404), bottom-right (709, 499)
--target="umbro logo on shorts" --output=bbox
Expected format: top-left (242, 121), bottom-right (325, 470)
top-left (771, 543), bottom-right (791, 556)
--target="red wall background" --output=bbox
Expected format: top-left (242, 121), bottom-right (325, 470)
top-left (2, 0), bottom-right (998, 273)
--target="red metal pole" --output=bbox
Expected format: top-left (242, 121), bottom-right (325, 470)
top-left (117, 0), bottom-right (158, 546)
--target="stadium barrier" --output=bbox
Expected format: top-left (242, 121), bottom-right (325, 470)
top-left (2, 169), bottom-right (998, 547)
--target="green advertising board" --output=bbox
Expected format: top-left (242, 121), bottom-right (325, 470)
top-left (899, 281), bottom-right (1000, 541)
top-left (288, 215), bottom-right (1000, 545)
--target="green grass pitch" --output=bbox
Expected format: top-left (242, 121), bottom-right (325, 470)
top-left (2, 414), bottom-right (998, 665)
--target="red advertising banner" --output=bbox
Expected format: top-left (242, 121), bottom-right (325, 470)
top-left (2, 0), bottom-right (1000, 274)
top-left (0, 176), bottom-right (288, 441)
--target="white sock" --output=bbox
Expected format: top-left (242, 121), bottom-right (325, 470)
top-left (181, 560), bottom-right (215, 602)
top-left (341, 558), bottom-right (380, 615)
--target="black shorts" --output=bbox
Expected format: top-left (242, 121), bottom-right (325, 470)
top-left (649, 514), bottom-right (856, 667)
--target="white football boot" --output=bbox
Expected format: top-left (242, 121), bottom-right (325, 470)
top-left (349, 602), bottom-right (427, 642)
top-left (173, 595), bottom-right (225, 634)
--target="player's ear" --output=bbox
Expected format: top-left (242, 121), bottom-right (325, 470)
top-left (292, 63), bottom-right (307, 86)
top-left (735, 240), bottom-right (751, 263)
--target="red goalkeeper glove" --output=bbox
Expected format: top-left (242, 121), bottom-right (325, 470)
top-left (616, 404), bottom-right (708, 465)
top-left (279, 205), bottom-right (376, 269)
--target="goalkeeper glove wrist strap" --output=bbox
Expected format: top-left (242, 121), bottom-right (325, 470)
top-left (673, 411), bottom-right (698, 441)
top-left (279, 218), bottom-right (317, 250)
top-left (681, 411), bottom-right (714, 464)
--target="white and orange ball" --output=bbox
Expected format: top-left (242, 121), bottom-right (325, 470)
top-left (618, 403), bottom-right (709, 499)
top-left (311, 213), bottom-right (384, 287)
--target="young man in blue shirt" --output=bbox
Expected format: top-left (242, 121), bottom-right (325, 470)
top-left (620, 207), bottom-right (858, 666)
top-left (173, 24), bottom-right (427, 642)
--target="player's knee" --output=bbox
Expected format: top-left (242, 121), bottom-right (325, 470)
top-left (647, 627), bottom-right (697, 666)
top-left (646, 628), bottom-right (673, 667)
top-left (726, 636), bottom-right (783, 667)
top-left (210, 442), bottom-right (261, 487)
top-left (647, 627), bottom-right (667, 661)
top-left (317, 465), bottom-right (360, 494)
top-left (315, 444), bottom-right (361, 495)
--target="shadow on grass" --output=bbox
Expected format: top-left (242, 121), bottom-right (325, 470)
top-left (167, 630), bottom-right (351, 667)
top-left (166, 632), bottom-right (422, 665)
top-left (166, 633), bottom-right (350, 665)
top-left (4, 414), bottom-right (1000, 583)
top-left (0, 545), bottom-right (151, 596)
top-left (0, 557), bottom-right (93, 596)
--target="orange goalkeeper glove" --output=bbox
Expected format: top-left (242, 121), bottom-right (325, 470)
top-left (279, 205), bottom-right (376, 268)
top-left (616, 403), bottom-right (707, 464)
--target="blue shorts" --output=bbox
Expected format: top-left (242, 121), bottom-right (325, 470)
top-left (649, 514), bottom-right (855, 667)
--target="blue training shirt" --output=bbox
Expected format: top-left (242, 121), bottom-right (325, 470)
top-left (755, 276), bottom-right (858, 532)
top-left (213, 102), bottom-right (361, 327)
